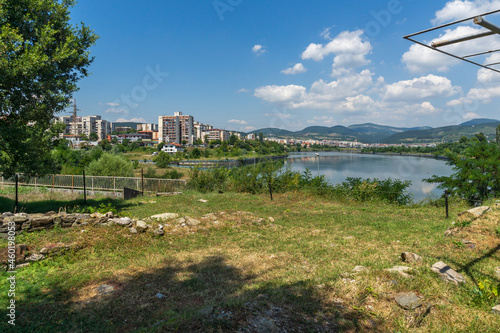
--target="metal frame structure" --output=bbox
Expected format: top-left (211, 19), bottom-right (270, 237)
top-left (404, 9), bottom-right (500, 74)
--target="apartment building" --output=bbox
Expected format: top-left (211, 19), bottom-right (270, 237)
top-left (193, 121), bottom-right (213, 141)
top-left (137, 123), bottom-right (158, 132)
top-left (158, 112), bottom-right (195, 144)
top-left (56, 115), bottom-right (112, 141)
top-left (201, 128), bottom-right (230, 142)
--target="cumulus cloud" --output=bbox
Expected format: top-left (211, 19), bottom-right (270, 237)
top-left (433, 0), bottom-right (500, 25)
top-left (105, 102), bottom-right (120, 107)
top-left (463, 112), bottom-right (481, 120)
top-left (228, 119), bottom-right (248, 125)
top-left (252, 44), bottom-right (267, 56)
top-left (307, 116), bottom-right (337, 125)
top-left (281, 63), bottom-right (307, 75)
top-left (264, 112), bottom-right (293, 119)
top-left (302, 30), bottom-right (372, 76)
top-left (237, 88), bottom-right (250, 93)
top-left (254, 85), bottom-right (306, 104)
top-left (383, 74), bottom-right (460, 101)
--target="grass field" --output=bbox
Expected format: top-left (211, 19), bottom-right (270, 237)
top-left (1, 188), bottom-right (500, 332)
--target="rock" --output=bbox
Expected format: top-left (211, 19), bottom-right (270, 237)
top-left (105, 212), bottom-right (114, 218)
top-left (395, 292), bottom-right (423, 310)
top-left (156, 292), bottom-right (165, 299)
top-left (175, 218), bottom-right (186, 224)
top-left (186, 218), bottom-right (201, 226)
top-left (0, 244), bottom-right (27, 264)
top-left (247, 316), bottom-right (279, 333)
top-left (135, 220), bottom-right (149, 233)
top-left (198, 305), bottom-right (213, 316)
top-left (31, 216), bottom-right (54, 228)
top-left (2, 212), bottom-right (13, 217)
top-left (15, 263), bottom-right (30, 270)
top-left (495, 267), bottom-right (500, 279)
top-left (352, 266), bottom-right (369, 273)
top-left (431, 261), bottom-right (466, 284)
top-left (492, 305), bottom-right (500, 315)
top-left (154, 229), bottom-right (164, 236)
top-left (201, 213), bottom-right (217, 220)
top-left (90, 212), bottom-right (105, 219)
top-left (97, 284), bottom-right (115, 295)
top-left (386, 266), bottom-right (413, 278)
top-left (150, 213), bottom-right (179, 220)
top-left (268, 217), bottom-right (275, 222)
top-left (458, 206), bottom-right (490, 222)
top-left (198, 199), bottom-right (208, 203)
top-left (25, 254), bottom-right (45, 262)
top-left (110, 217), bottom-right (132, 227)
top-left (401, 252), bottom-right (422, 263)
top-left (129, 228), bottom-right (138, 234)
top-left (39, 247), bottom-right (50, 254)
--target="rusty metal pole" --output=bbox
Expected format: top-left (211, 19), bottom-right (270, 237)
top-left (445, 190), bottom-right (450, 219)
top-left (141, 167), bottom-right (144, 195)
top-left (83, 169), bottom-right (87, 207)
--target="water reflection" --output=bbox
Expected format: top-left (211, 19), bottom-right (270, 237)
top-left (287, 152), bottom-right (452, 201)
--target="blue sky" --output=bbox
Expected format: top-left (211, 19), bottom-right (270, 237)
top-left (69, 0), bottom-right (500, 132)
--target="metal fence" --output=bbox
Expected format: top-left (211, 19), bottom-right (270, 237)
top-left (0, 174), bottom-right (186, 194)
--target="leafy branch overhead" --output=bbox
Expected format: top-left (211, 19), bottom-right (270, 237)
top-left (0, 0), bottom-right (98, 178)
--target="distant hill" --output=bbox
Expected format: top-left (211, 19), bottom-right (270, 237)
top-left (248, 120), bottom-right (500, 144)
top-left (383, 121), bottom-right (500, 143)
top-left (459, 118), bottom-right (499, 126)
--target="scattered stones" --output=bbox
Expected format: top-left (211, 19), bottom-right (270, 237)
top-left (154, 225), bottom-right (164, 236)
top-left (401, 252), bottom-right (422, 263)
top-left (90, 212), bottom-right (105, 219)
top-left (15, 263), bottom-right (30, 270)
top-left (110, 217), bottom-right (132, 227)
top-left (386, 266), bottom-right (413, 278)
top-left (198, 199), bottom-right (208, 203)
top-left (268, 217), bottom-right (275, 222)
top-left (395, 292), bottom-right (423, 310)
top-left (105, 212), bottom-right (115, 218)
top-left (135, 221), bottom-right (149, 233)
top-left (352, 266), bottom-right (369, 273)
top-left (431, 261), bottom-right (466, 284)
top-left (129, 228), bottom-right (138, 234)
top-left (97, 284), bottom-right (115, 295)
top-left (25, 254), bottom-right (45, 262)
top-left (247, 316), bottom-right (279, 333)
top-left (150, 213), bottom-right (179, 220)
top-left (186, 218), bottom-right (201, 226)
top-left (458, 206), bottom-right (490, 222)
top-left (175, 218), bottom-right (186, 225)
top-left (201, 213), bottom-right (217, 220)
top-left (492, 305), bottom-right (500, 315)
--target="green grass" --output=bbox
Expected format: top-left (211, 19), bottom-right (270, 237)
top-left (1, 190), bottom-right (500, 332)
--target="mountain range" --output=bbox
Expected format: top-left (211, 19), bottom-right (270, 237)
top-left (250, 118), bottom-right (500, 144)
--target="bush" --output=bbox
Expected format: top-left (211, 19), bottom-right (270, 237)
top-left (188, 166), bottom-right (229, 192)
top-left (86, 153), bottom-right (134, 177)
top-left (334, 177), bottom-right (412, 205)
top-left (154, 152), bottom-right (171, 168)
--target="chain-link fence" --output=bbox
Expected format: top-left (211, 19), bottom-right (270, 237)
top-left (0, 174), bottom-right (186, 194)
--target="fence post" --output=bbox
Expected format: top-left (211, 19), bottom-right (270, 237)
top-left (113, 176), bottom-right (116, 192)
top-left (83, 169), bottom-right (87, 206)
top-left (445, 190), bottom-right (449, 219)
top-left (14, 174), bottom-right (18, 214)
top-left (52, 174), bottom-right (55, 188)
top-left (141, 168), bottom-right (144, 195)
top-left (71, 175), bottom-right (74, 192)
top-left (92, 176), bottom-right (94, 191)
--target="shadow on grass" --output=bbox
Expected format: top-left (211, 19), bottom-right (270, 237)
top-left (1, 255), bottom-right (383, 332)
top-left (0, 194), bottom-right (134, 215)
top-left (447, 244), bottom-right (500, 286)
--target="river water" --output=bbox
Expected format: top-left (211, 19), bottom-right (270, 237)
top-left (286, 152), bottom-right (453, 202)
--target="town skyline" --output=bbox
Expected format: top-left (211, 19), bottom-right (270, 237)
top-left (68, 1), bottom-right (500, 132)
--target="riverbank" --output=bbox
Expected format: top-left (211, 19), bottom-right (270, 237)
top-left (1, 190), bottom-right (499, 332)
top-left (360, 151), bottom-right (449, 160)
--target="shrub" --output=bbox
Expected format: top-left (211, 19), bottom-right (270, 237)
top-left (154, 152), bottom-right (171, 168)
top-left (86, 153), bottom-right (134, 177)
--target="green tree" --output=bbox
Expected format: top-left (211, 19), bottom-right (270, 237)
top-left (86, 153), bottom-right (134, 177)
top-left (229, 134), bottom-right (238, 145)
top-left (98, 139), bottom-right (112, 151)
top-left (154, 152), bottom-right (171, 168)
top-left (425, 139), bottom-right (500, 205)
top-left (89, 132), bottom-right (98, 141)
top-left (258, 132), bottom-right (264, 142)
top-left (0, 0), bottom-right (98, 178)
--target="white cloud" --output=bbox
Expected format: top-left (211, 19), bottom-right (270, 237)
top-left (463, 112), bottom-right (481, 120)
top-left (252, 44), bottom-right (267, 56)
top-left (228, 119), bottom-right (248, 125)
top-left (281, 63), bottom-right (307, 75)
top-left (307, 116), bottom-right (337, 125)
top-left (302, 30), bottom-right (372, 76)
top-left (115, 117), bottom-right (146, 123)
top-left (254, 85), bottom-right (306, 103)
top-left (320, 27), bottom-right (334, 40)
top-left (237, 88), bottom-right (250, 93)
top-left (383, 74), bottom-right (460, 101)
top-left (433, 0), bottom-right (500, 25)
top-left (106, 102), bottom-right (120, 107)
